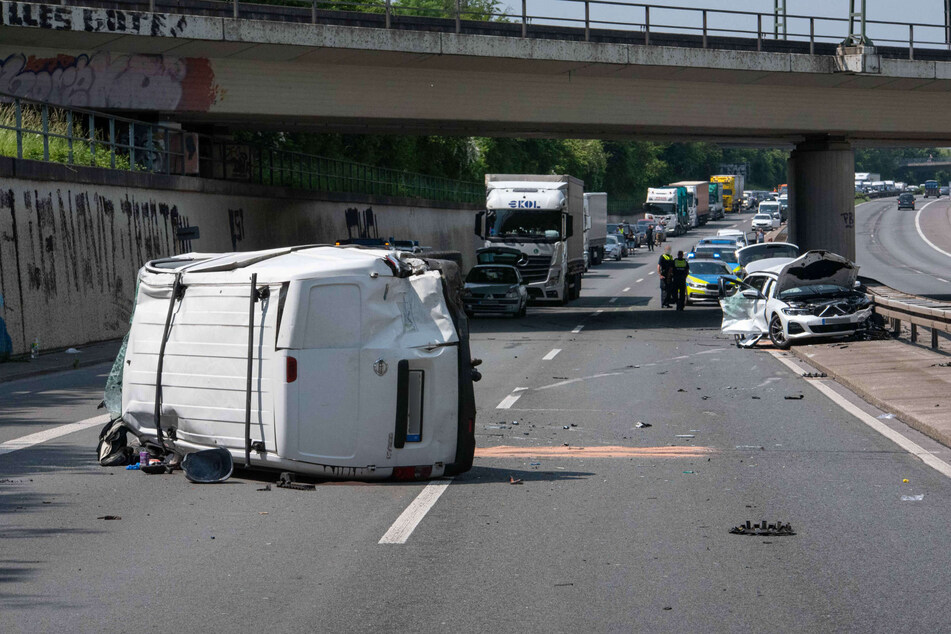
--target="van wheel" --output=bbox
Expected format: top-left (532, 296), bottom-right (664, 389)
top-left (769, 314), bottom-right (791, 350)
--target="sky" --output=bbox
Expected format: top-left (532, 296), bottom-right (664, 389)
top-left (502, 1), bottom-right (949, 48)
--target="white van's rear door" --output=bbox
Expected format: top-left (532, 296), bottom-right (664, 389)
top-left (124, 280), bottom-right (279, 453)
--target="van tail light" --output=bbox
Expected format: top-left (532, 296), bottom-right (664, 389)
top-left (393, 466), bottom-right (433, 481)
top-left (286, 356), bottom-right (298, 383)
top-left (468, 417), bottom-right (474, 434)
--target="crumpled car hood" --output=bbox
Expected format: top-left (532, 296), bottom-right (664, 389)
top-left (774, 250), bottom-right (858, 296)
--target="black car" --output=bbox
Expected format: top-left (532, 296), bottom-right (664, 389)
top-left (897, 192), bottom-right (916, 210)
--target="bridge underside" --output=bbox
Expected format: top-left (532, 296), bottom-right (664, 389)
top-left (3, 2), bottom-right (951, 144)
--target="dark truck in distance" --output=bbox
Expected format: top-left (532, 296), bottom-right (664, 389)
top-left (924, 180), bottom-right (939, 198)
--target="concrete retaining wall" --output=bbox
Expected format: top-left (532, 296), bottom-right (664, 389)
top-left (0, 158), bottom-right (479, 356)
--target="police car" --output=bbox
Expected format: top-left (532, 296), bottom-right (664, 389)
top-left (685, 257), bottom-right (735, 304)
top-left (689, 244), bottom-right (741, 273)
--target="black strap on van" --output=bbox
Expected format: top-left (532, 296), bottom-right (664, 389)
top-left (244, 274), bottom-right (269, 468)
top-left (154, 273), bottom-right (183, 445)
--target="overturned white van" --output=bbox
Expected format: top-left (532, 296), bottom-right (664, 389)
top-left (119, 246), bottom-right (478, 480)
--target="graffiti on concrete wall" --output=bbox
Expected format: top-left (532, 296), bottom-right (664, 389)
top-left (0, 186), bottom-right (185, 355)
top-left (0, 51), bottom-right (220, 111)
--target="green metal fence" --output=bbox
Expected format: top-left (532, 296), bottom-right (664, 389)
top-left (0, 92), bottom-right (482, 204)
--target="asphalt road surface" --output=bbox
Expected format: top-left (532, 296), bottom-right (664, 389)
top-left (856, 195), bottom-right (951, 299)
top-left (4, 214), bottom-right (951, 632)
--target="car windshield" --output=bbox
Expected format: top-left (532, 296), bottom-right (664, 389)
top-left (778, 284), bottom-right (853, 301)
top-left (759, 204), bottom-right (779, 211)
top-left (636, 221), bottom-right (653, 229)
top-left (754, 214), bottom-right (772, 220)
top-left (606, 235), bottom-right (618, 244)
top-left (466, 267), bottom-right (519, 284)
top-left (644, 202), bottom-right (675, 215)
top-left (689, 261), bottom-right (731, 276)
top-left (695, 247), bottom-right (737, 261)
top-left (738, 244), bottom-right (799, 266)
top-left (486, 209), bottom-right (561, 241)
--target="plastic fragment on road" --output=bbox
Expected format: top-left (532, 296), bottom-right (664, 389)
top-left (675, 434), bottom-right (695, 438)
top-left (635, 422), bottom-right (651, 428)
top-left (97, 515), bottom-right (122, 520)
top-left (509, 476), bottom-right (523, 485)
top-left (182, 447), bottom-right (233, 484)
top-left (257, 484), bottom-right (272, 491)
top-left (784, 394), bottom-right (804, 400)
top-left (729, 521), bottom-right (795, 536)
top-left (901, 494), bottom-right (924, 501)
top-left (802, 372), bottom-right (827, 378)
top-left (65, 347), bottom-right (81, 354)
top-left (878, 413), bottom-right (895, 420)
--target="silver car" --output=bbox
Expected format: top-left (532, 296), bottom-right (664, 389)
top-left (464, 265), bottom-right (528, 317)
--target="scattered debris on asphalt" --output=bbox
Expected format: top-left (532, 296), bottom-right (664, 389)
top-left (509, 476), bottom-right (523, 485)
top-left (932, 362), bottom-right (951, 368)
top-left (751, 396), bottom-right (761, 400)
top-left (635, 422), bottom-right (651, 428)
top-left (877, 413), bottom-right (895, 420)
top-left (675, 434), bottom-right (695, 438)
top-left (257, 484), bottom-right (272, 491)
top-left (97, 515), bottom-right (121, 521)
top-left (729, 521), bottom-right (795, 536)
top-left (802, 372), bottom-right (827, 378)
top-left (563, 425), bottom-right (570, 429)
top-left (65, 348), bottom-right (81, 354)
top-left (784, 394), bottom-right (804, 400)
top-left (677, 388), bottom-right (687, 392)
top-left (276, 472), bottom-right (316, 491)
top-left (901, 494), bottom-right (924, 501)
top-left (683, 470), bottom-right (695, 474)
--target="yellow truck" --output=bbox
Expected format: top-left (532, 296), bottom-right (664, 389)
top-left (711, 175), bottom-right (744, 213)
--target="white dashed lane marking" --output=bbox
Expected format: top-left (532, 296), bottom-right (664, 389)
top-left (542, 348), bottom-right (561, 361)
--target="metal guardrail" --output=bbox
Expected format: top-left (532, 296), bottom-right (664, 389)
top-left (48, 0), bottom-right (951, 59)
top-left (0, 92), bottom-right (482, 204)
top-left (863, 279), bottom-right (951, 350)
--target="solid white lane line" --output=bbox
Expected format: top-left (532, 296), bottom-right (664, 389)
top-left (543, 348), bottom-right (562, 361)
top-left (571, 325), bottom-right (584, 334)
top-left (594, 309), bottom-right (604, 315)
top-left (937, 277), bottom-right (951, 284)
top-left (379, 479), bottom-right (453, 544)
top-left (496, 390), bottom-right (525, 409)
top-left (0, 414), bottom-right (109, 457)
top-left (636, 278), bottom-right (644, 283)
top-left (770, 352), bottom-right (951, 480)
top-left (623, 287), bottom-right (631, 292)
top-left (608, 297), bottom-right (618, 304)
top-left (914, 200), bottom-right (951, 260)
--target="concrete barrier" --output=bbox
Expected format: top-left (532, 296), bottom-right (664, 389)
top-left (0, 158), bottom-right (479, 356)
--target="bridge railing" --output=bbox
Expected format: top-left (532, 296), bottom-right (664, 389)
top-left (62, 0), bottom-right (951, 57)
top-left (0, 91), bottom-right (483, 204)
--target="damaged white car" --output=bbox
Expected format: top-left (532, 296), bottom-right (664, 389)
top-left (719, 250), bottom-right (873, 349)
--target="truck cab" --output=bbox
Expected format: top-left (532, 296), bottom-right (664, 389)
top-left (476, 176), bottom-right (585, 304)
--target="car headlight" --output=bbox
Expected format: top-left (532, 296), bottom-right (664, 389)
top-left (505, 288), bottom-right (519, 298)
top-left (687, 282), bottom-right (706, 289)
top-left (782, 307), bottom-right (812, 316)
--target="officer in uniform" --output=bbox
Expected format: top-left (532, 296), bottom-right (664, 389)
top-left (645, 224), bottom-right (654, 252)
top-left (671, 250), bottom-right (690, 311)
top-left (657, 245), bottom-right (674, 307)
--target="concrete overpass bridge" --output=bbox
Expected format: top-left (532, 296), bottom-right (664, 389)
top-left (3, 0), bottom-right (951, 258)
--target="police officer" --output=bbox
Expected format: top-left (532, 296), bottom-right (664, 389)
top-left (645, 223), bottom-right (655, 252)
top-left (657, 245), bottom-right (674, 307)
top-left (671, 250), bottom-right (690, 311)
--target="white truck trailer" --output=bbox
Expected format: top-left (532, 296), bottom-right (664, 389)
top-left (116, 246), bottom-right (479, 480)
top-left (669, 181), bottom-right (711, 227)
top-left (583, 192), bottom-right (608, 266)
top-left (475, 175), bottom-right (586, 304)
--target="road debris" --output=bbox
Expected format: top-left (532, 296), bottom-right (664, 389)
top-left (784, 394), bottom-right (804, 400)
top-left (675, 434), bottom-right (695, 438)
top-left (877, 413), bottom-right (895, 420)
top-left (802, 372), bottom-right (827, 378)
top-left (97, 515), bottom-right (121, 520)
top-left (276, 472), bottom-right (316, 491)
top-left (509, 476), bottom-right (523, 485)
top-left (635, 422), bottom-right (651, 428)
top-left (677, 388), bottom-right (686, 392)
top-left (257, 484), bottom-right (272, 491)
top-left (729, 521), bottom-right (795, 536)
top-left (182, 447), bottom-right (233, 484)
top-left (901, 494), bottom-right (924, 501)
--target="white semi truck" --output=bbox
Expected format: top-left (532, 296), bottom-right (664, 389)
top-left (475, 175), bottom-right (586, 304)
top-left (583, 192), bottom-right (608, 266)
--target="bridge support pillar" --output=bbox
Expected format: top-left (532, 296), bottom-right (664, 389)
top-left (787, 136), bottom-right (855, 260)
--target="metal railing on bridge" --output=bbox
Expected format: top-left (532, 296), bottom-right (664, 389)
top-left (56, 0), bottom-right (951, 60)
top-left (0, 92), bottom-right (483, 204)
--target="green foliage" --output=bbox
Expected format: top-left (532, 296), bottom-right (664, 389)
top-left (0, 104), bottom-right (131, 169)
